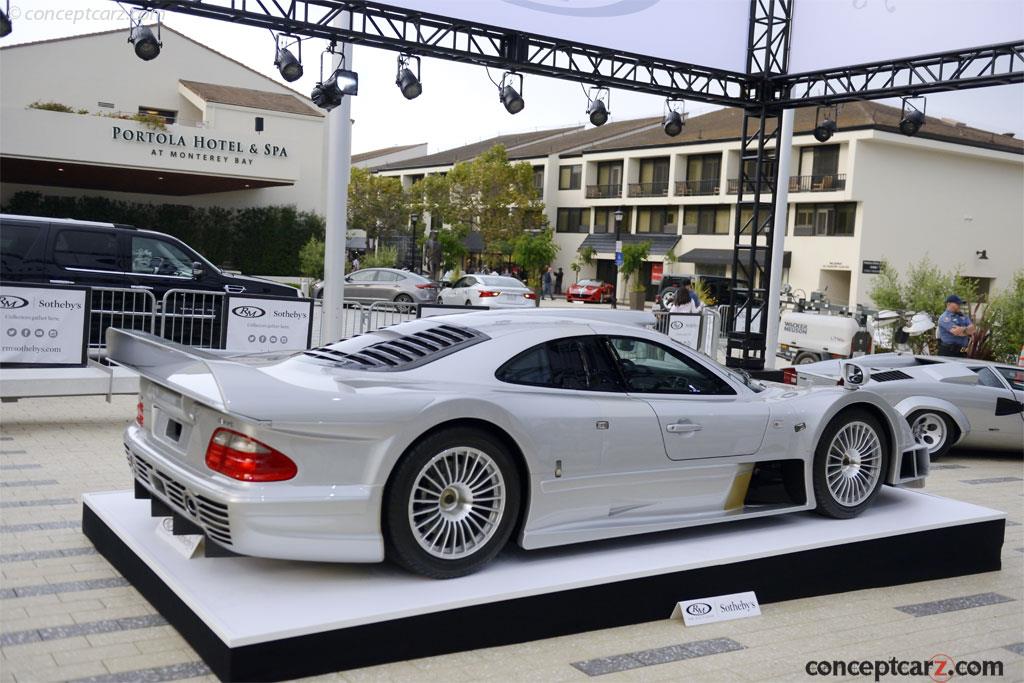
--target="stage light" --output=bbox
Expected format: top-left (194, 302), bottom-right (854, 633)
top-left (396, 55), bottom-right (422, 100)
top-left (662, 99), bottom-right (685, 136)
top-left (586, 87), bottom-right (610, 126)
top-left (499, 72), bottom-right (525, 114)
top-left (897, 97), bottom-right (929, 136)
top-left (311, 67), bottom-right (359, 111)
top-left (0, 8), bottom-right (12, 38)
top-left (276, 47), bottom-right (303, 82)
top-left (813, 118), bottom-right (837, 142)
top-left (130, 25), bottom-right (161, 61)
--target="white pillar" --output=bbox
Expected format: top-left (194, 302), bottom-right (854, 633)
top-left (763, 108), bottom-right (794, 370)
top-left (321, 23), bottom-right (353, 342)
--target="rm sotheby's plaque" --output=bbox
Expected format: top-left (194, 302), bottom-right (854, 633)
top-left (672, 591), bottom-right (761, 626)
top-left (0, 284), bottom-right (89, 367)
top-left (223, 295), bottom-right (313, 353)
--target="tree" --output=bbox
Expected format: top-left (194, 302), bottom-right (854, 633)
top-left (512, 230), bottom-right (559, 301)
top-left (620, 241), bottom-right (651, 292)
top-left (982, 271), bottom-right (1024, 362)
top-left (348, 167), bottom-right (408, 244)
top-left (298, 236), bottom-right (325, 279)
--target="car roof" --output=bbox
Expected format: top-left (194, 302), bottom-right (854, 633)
top-left (0, 214), bottom-right (137, 230)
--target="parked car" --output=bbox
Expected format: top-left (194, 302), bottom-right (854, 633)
top-left (111, 310), bottom-right (928, 579)
top-left (656, 275), bottom-right (732, 311)
top-left (437, 274), bottom-right (535, 308)
top-left (312, 268), bottom-right (438, 305)
top-left (787, 353), bottom-right (1024, 457)
top-left (0, 214), bottom-right (297, 300)
top-left (566, 278), bottom-right (614, 304)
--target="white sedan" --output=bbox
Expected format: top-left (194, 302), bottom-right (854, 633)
top-left (438, 274), bottom-right (536, 308)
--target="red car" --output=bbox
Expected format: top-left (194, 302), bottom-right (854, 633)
top-left (566, 279), bottom-right (614, 303)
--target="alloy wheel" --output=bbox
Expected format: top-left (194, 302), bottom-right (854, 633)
top-left (825, 421), bottom-right (883, 507)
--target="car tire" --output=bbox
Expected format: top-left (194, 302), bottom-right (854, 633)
top-left (394, 293), bottom-right (413, 304)
top-left (907, 410), bottom-right (956, 460)
top-left (384, 427), bottom-right (521, 579)
top-left (793, 351), bottom-right (821, 365)
top-left (465, 299), bottom-right (473, 306)
top-left (436, 296), bottom-right (445, 305)
top-left (812, 408), bottom-right (889, 519)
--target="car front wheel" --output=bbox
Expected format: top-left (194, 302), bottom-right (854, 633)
top-left (385, 427), bottom-right (521, 578)
top-left (907, 410), bottom-right (955, 459)
top-left (813, 409), bottom-right (889, 519)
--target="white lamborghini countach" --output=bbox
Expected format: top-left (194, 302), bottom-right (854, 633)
top-left (110, 310), bottom-right (929, 578)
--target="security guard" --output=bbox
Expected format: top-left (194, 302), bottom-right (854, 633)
top-left (936, 295), bottom-right (975, 356)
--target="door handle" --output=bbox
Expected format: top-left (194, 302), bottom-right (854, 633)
top-left (666, 422), bottom-right (703, 433)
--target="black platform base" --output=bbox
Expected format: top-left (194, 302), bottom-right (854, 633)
top-left (83, 490), bottom-right (1004, 682)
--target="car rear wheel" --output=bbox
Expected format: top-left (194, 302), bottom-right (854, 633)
top-left (793, 352), bottom-right (821, 365)
top-left (813, 409), bottom-right (889, 519)
top-left (907, 410), bottom-right (955, 459)
top-left (465, 299), bottom-right (473, 306)
top-left (394, 293), bottom-right (413, 304)
top-left (385, 427), bottom-right (521, 578)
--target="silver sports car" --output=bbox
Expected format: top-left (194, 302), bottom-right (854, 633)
top-left (790, 353), bottom-right (1024, 457)
top-left (110, 311), bottom-right (929, 579)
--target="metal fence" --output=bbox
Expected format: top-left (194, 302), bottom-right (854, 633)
top-left (87, 288), bottom-right (157, 349)
top-left (311, 300), bottom-right (418, 346)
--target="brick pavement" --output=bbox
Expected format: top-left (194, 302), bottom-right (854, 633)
top-left (1, 395), bottom-right (1021, 682)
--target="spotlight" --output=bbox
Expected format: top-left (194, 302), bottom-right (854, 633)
top-left (130, 25), bottom-right (161, 61)
top-left (275, 47), bottom-right (303, 83)
top-left (662, 99), bottom-right (685, 136)
top-left (813, 118), bottom-right (837, 142)
top-left (499, 72), bottom-right (525, 114)
top-left (396, 54), bottom-right (422, 100)
top-left (311, 67), bottom-right (359, 111)
top-left (585, 87), bottom-right (610, 127)
top-left (0, 8), bottom-right (12, 38)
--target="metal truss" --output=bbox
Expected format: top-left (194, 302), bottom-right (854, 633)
top-left (774, 41), bottom-right (1024, 106)
top-left (116, 0), bottom-right (749, 106)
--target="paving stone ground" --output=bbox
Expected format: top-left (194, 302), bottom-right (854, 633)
top-left (1, 395), bottom-right (1022, 682)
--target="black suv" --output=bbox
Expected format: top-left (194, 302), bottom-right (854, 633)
top-left (0, 214), bottom-right (296, 300)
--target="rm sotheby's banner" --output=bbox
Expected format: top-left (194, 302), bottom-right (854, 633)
top-left (668, 313), bottom-right (701, 350)
top-left (223, 295), bottom-right (314, 353)
top-left (0, 284), bottom-right (89, 367)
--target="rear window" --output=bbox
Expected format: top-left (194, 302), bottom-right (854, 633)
top-left (0, 223), bottom-right (40, 267)
top-left (479, 276), bottom-right (526, 288)
top-left (53, 229), bottom-right (119, 271)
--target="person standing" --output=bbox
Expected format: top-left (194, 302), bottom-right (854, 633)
top-left (555, 267), bottom-right (564, 295)
top-left (669, 285), bottom-right (702, 314)
top-left (351, 254), bottom-right (360, 271)
top-left (937, 294), bottom-right (975, 356)
top-left (542, 266), bottom-right (554, 301)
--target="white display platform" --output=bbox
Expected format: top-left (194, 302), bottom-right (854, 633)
top-left (83, 486), bottom-right (1005, 670)
top-left (1, 364), bottom-right (139, 400)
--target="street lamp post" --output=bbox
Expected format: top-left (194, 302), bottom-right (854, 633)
top-left (409, 212), bottom-right (419, 272)
top-left (611, 207), bottom-right (624, 309)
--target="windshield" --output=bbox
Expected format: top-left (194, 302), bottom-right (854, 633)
top-left (479, 276), bottom-right (526, 288)
top-left (578, 279), bottom-right (602, 286)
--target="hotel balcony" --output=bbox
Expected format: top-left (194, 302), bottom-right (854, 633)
top-left (788, 173), bottom-right (847, 192)
top-left (627, 181), bottom-right (669, 198)
top-left (675, 178), bottom-right (720, 196)
top-left (585, 183), bottom-right (623, 199)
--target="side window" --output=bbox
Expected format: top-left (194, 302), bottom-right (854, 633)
top-left (996, 367), bottom-right (1024, 391)
top-left (131, 236), bottom-right (194, 276)
top-left (607, 336), bottom-right (734, 395)
top-left (349, 270), bottom-right (375, 282)
top-left (455, 277), bottom-right (475, 288)
top-left (971, 367), bottom-right (1004, 389)
top-left (496, 337), bottom-right (622, 391)
top-left (53, 229), bottom-right (119, 271)
top-left (375, 271), bottom-right (401, 282)
top-left (0, 223), bottom-right (40, 268)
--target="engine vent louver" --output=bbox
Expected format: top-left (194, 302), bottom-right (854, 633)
top-left (871, 369), bottom-right (913, 382)
top-left (303, 324), bottom-right (488, 371)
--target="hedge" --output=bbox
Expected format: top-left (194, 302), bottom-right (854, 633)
top-left (2, 192), bottom-right (325, 276)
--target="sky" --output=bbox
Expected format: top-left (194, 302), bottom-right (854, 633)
top-left (2, 0), bottom-right (1022, 156)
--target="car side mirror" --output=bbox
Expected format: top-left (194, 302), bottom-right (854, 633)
top-left (841, 362), bottom-right (869, 389)
top-left (345, 275), bottom-right (352, 282)
top-left (191, 261), bottom-right (204, 279)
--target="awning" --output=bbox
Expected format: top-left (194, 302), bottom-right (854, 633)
top-left (678, 247), bottom-right (792, 268)
top-left (579, 233), bottom-right (680, 256)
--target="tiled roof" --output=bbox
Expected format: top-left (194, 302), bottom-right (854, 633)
top-left (179, 80), bottom-right (322, 117)
top-left (507, 117), bottom-right (662, 159)
top-left (580, 101), bottom-right (1023, 154)
top-left (375, 126), bottom-right (584, 171)
top-left (352, 143), bottom-right (425, 163)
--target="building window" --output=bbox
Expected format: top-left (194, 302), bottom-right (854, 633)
top-left (406, 173), bottom-right (425, 185)
top-left (556, 208), bottom-right (589, 233)
top-left (630, 157), bottom-right (669, 197)
top-left (532, 166), bottom-right (545, 194)
top-left (695, 263), bottom-right (727, 278)
top-left (558, 164), bottom-right (581, 190)
top-left (799, 144), bottom-right (839, 177)
top-left (138, 107), bottom-right (177, 125)
top-left (738, 204), bottom-right (775, 235)
top-left (678, 153), bottom-right (721, 195)
top-left (587, 161), bottom-right (624, 198)
top-left (682, 206), bottom-right (730, 235)
top-left (593, 207), bottom-right (630, 234)
top-left (636, 207), bottom-right (677, 234)
top-left (793, 203), bottom-right (856, 236)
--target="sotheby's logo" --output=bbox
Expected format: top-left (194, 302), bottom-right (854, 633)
top-left (500, 0), bottom-right (658, 17)
top-left (0, 295), bottom-right (29, 309)
top-left (232, 305), bottom-right (266, 319)
top-left (672, 591), bottom-right (761, 626)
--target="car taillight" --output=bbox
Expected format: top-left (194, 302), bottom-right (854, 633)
top-left (782, 368), bottom-right (797, 385)
top-left (416, 283), bottom-right (436, 289)
top-left (524, 292), bottom-right (537, 300)
top-left (205, 428), bottom-right (297, 482)
top-left (478, 290), bottom-right (500, 297)
top-left (136, 399), bottom-right (144, 427)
